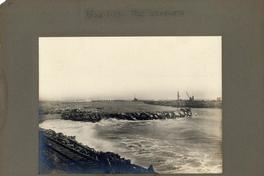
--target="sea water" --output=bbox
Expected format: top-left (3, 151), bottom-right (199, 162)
top-left (39, 108), bottom-right (222, 173)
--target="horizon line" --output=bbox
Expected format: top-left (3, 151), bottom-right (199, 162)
top-left (39, 97), bottom-right (222, 102)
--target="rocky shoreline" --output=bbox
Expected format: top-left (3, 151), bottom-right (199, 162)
top-left (39, 128), bottom-right (156, 174)
top-left (61, 108), bottom-right (192, 122)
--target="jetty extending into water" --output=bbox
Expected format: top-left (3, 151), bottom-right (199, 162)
top-left (39, 129), bottom-right (155, 174)
top-left (61, 108), bottom-right (192, 122)
top-left (39, 100), bottom-right (193, 123)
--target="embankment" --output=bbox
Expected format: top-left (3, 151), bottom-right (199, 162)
top-left (39, 129), bottom-right (155, 174)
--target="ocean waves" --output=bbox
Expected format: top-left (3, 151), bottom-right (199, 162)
top-left (39, 108), bottom-right (222, 173)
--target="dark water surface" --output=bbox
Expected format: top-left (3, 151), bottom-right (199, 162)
top-left (40, 108), bottom-right (222, 173)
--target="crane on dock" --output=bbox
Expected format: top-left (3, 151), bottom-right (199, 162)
top-left (186, 91), bottom-right (194, 101)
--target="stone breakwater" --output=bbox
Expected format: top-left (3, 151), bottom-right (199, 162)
top-left (39, 129), bottom-right (155, 174)
top-left (61, 108), bottom-right (192, 122)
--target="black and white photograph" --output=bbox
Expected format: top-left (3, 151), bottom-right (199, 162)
top-left (38, 36), bottom-right (222, 174)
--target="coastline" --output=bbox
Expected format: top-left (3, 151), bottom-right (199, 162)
top-left (39, 128), bottom-right (156, 174)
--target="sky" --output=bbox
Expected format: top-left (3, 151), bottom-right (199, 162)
top-left (0, 0), bottom-right (5, 5)
top-left (39, 36), bottom-right (221, 101)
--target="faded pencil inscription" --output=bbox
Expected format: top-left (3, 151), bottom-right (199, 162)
top-left (85, 9), bottom-right (184, 19)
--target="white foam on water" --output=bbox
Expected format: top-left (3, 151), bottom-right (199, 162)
top-left (39, 108), bottom-right (222, 174)
top-left (39, 119), bottom-right (117, 152)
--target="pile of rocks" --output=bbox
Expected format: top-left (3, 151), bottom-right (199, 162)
top-left (40, 129), bottom-right (155, 173)
top-left (61, 108), bottom-right (192, 122)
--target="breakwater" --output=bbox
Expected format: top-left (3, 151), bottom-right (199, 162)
top-left (39, 129), bottom-right (155, 174)
top-left (61, 108), bottom-right (192, 122)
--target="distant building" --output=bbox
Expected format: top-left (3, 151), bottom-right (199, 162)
top-left (133, 97), bottom-right (138, 101)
